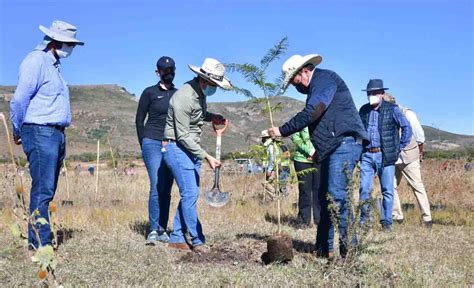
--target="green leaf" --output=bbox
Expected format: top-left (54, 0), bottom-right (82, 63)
top-left (260, 37), bottom-right (289, 70)
top-left (10, 223), bottom-right (21, 239)
top-left (35, 218), bottom-right (49, 226)
top-left (32, 245), bottom-right (55, 270)
top-left (49, 259), bottom-right (58, 271)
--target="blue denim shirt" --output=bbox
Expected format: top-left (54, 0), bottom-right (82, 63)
top-left (10, 50), bottom-right (70, 136)
top-left (366, 106), bottom-right (412, 150)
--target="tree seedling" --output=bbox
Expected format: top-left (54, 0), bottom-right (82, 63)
top-left (227, 37), bottom-right (294, 264)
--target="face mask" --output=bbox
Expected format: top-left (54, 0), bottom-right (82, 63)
top-left (56, 43), bottom-right (74, 58)
top-left (369, 95), bottom-right (382, 106)
top-left (295, 83), bottom-right (309, 94)
top-left (161, 73), bottom-right (175, 84)
top-left (203, 85), bottom-right (217, 96)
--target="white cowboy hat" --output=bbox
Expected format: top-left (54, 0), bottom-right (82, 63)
top-left (188, 58), bottom-right (232, 90)
top-left (36, 20), bottom-right (84, 50)
top-left (281, 54), bottom-right (322, 90)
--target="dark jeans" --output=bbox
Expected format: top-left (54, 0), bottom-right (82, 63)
top-left (141, 138), bottom-right (173, 232)
top-left (294, 161), bottom-right (321, 225)
top-left (315, 136), bottom-right (362, 256)
top-left (21, 124), bottom-right (65, 248)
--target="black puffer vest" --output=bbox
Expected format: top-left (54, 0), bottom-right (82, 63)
top-left (308, 69), bottom-right (368, 162)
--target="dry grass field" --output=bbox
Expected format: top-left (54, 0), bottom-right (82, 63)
top-left (0, 158), bottom-right (472, 287)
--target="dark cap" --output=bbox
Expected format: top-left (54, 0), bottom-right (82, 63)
top-left (156, 56), bottom-right (175, 70)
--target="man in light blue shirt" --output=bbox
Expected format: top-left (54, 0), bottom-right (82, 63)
top-left (9, 20), bottom-right (84, 249)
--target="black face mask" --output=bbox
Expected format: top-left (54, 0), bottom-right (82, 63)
top-left (295, 83), bottom-right (309, 94)
top-left (161, 72), bottom-right (175, 84)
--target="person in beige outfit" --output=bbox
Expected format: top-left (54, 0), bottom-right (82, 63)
top-left (384, 93), bottom-right (432, 228)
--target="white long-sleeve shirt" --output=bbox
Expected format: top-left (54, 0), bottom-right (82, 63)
top-left (402, 107), bottom-right (425, 144)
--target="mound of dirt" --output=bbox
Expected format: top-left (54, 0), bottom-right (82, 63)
top-left (261, 233), bottom-right (293, 265)
top-left (178, 242), bottom-right (261, 266)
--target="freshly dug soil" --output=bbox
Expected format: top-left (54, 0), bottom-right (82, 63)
top-left (261, 233), bottom-right (293, 264)
top-left (178, 242), bottom-right (261, 266)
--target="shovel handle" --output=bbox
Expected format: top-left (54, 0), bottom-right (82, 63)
top-left (213, 166), bottom-right (221, 189)
top-left (213, 119), bottom-right (228, 161)
top-left (212, 119), bottom-right (228, 137)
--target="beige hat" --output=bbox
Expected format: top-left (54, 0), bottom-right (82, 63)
top-left (188, 58), bottom-right (232, 90)
top-left (281, 54), bottom-right (322, 90)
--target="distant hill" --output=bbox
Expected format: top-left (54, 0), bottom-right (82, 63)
top-left (1, 85), bottom-right (472, 159)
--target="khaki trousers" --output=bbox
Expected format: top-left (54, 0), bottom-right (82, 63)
top-left (392, 160), bottom-right (432, 222)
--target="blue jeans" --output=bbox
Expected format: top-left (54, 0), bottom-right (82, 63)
top-left (21, 124), bottom-right (65, 248)
top-left (162, 142), bottom-right (205, 246)
top-left (316, 136), bottom-right (362, 256)
top-left (141, 138), bottom-right (173, 233)
top-left (359, 151), bottom-right (395, 227)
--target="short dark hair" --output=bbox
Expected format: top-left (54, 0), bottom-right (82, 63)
top-left (303, 63), bottom-right (315, 71)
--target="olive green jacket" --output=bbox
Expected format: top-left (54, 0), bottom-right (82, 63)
top-left (163, 78), bottom-right (218, 160)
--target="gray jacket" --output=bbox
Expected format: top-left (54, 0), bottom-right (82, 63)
top-left (164, 77), bottom-right (217, 159)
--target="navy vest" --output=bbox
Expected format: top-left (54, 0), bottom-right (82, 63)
top-left (359, 101), bottom-right (400, 166)
top-left (308, 69), bottom-right (368, 162)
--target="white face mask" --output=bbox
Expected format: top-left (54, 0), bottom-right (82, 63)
top-left (56, 44), bottom-right (74, 58)
top-left (369, 95), bottom-right (382, 106)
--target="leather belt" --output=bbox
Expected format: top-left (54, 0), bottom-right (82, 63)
top-left (367, 147), bottom-right (381, 153)
top-left (23, 123), bottom-right (65, 133)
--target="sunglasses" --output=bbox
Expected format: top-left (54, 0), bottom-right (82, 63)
top-left (63, 42), bottom-right (78, 48)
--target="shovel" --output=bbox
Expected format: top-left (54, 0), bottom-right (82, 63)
top-left (204, 120), bottom-right (230, 208)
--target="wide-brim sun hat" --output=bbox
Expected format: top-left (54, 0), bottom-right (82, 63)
top-left (39, 20), bottom-right (84, 44)
top-left (36, 20), bottom-right (84, 50)
top-left (188, 58), bottom-right (232, 90)
top-left (282, 54), bottom-right (322, 90)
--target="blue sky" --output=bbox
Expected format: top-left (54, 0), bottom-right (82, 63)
top-left (1, 0), bottom-right (472, 134)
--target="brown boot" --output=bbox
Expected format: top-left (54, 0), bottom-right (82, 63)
top-left (192, 244), bottom-right (210, 254)
top-left (168, 242), bottom-right (191, 252)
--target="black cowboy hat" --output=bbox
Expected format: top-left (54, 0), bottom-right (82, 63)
top-left (362, 79), bottom-right (389, 92)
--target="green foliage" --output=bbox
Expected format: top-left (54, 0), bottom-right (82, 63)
top-left (260, 37), bottom-right (289, 71)
top-left (34, 217), bottom-right (49, 226)
top-left (69, 153), bottom-right (97, 162)
top-left (31, 245), bottom-right (57, 271)
top-left (423, 149), bottom-right (472, 159)
top-left (9, 223), bottom-right (22, 239)
top-left (226, 36), bottom-right (289, 99)
top-left (87, 125), bottom-right (111, 140)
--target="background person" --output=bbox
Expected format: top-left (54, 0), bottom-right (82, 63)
top-left (383, 93), bottom-right (432, 228)
top-left (135, 56), bottom-right (177, 244)
top-left (291, 127), bottom-right (321, 228)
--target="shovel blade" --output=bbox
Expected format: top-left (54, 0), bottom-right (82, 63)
top-left (204, 188), bottom-right (230, 208)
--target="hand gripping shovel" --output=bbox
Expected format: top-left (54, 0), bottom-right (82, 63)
top-left (204, 120), bottom-right (230, 208)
